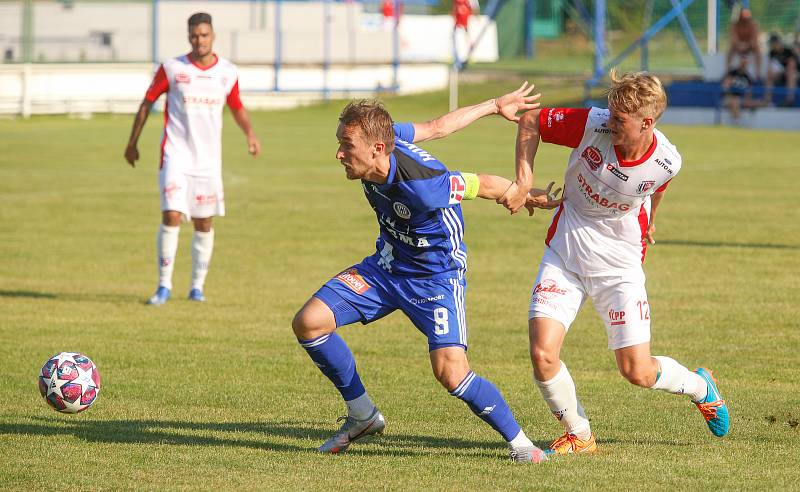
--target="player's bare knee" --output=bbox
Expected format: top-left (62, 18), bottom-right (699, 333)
top-left (530, 346), bottom-right (559, 373)
top-left (433, 366), bottom-right (463, 392)
top-left (619, 367), bottom-right (654, 388)
top-left (291, 308), bottom-right (320, 339)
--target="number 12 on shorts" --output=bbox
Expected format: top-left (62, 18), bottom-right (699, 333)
top-left (433, 307), bottom-right (449, 335)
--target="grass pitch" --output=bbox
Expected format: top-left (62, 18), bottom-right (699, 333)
top-left (1, 83), bottom-right (799, 490)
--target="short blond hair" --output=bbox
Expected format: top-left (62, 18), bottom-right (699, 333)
top-left (606, 69), bottom-right (667, 120)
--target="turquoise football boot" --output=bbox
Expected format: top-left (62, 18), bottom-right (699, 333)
top-left (694, 368), bottom-right (730, 437)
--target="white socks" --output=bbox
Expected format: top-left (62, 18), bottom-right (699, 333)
top-left (650, 356), bottom-right (708, 402)
top-left (156, 225), bottom-right (215, 293)
top-left (157, 224), bottom-right (180, 290)
top-left (535, 362), bottom-right (592, 440)
top-left (345, 392), bottom-right (376, 420)
top-left (508, 429), bottom-right (535, 449)
top-left (191, 229), bottom-right (214, 291)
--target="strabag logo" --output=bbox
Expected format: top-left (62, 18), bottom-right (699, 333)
top-left (637, 180), bottom-right (656, 194)
top-left (577, 173), bottom-right (631, 211)
top-left (335, 269), bottom-right (370, 294)
top-left (581, 146), bottom-right (603, 171)
top-left (532, 279), bottom-right (567, 300)
top-left (449, 175), bottom-right (466, 204)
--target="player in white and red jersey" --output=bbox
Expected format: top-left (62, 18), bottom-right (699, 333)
top-left (499, 71), bottom-right (730, 456)
top-left (124, 12), bottom-right (261, 305)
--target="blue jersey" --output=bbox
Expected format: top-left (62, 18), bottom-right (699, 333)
top-left (361, 123), bottom-right (470, 279)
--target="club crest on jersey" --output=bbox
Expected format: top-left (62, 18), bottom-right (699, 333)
top-left (335, 269), bottom-right (370, 294)
top-left (637, 180), bottom-right (656, 193)
top-left (175, 73), bottom-right (191, 84)
top-left (449, 175), bottom-right (466, 204)
top-left (393, 201), bottom-right (412, 219)
top-left (581, 146), bottom-right (603, 171)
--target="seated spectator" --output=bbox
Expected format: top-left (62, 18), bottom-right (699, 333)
top-left (765, 33), bottom-right (798, 106)
top-left (726, 8), bottom-right (762, 81)
top-left (721, 57), bottom-right (755, 123)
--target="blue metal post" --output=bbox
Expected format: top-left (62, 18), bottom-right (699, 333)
top-left (392, 0), bottom-right (400, 91)
top-left (593, 0), bottom-right (605, 81)
top-left (323, 0), bottom-right (331, 100)
top-left (670, 0), bottom-right (704, 67)
top-left (151, 0), bottom-right (159, 64)
top-left (524, 0), bottom-right (536, 58)
top-left (274, 0), bottom-right (282, 91)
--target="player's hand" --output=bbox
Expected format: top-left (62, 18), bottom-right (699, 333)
top-left (646, 222), bottom-right (656, 245)
top-left (124, 144), bottom-right (139, 167)
top-left (495, 81), bottom-right (541, 123)
top-left (497, 180), bottom-right (530, 214)
top-left (524, 182), bottom-right (563, 216)
top-left (247, 134), bottom-right (261, 157)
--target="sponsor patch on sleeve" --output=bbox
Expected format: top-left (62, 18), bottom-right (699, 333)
top-left (449, 175), bottom-right (467, 205)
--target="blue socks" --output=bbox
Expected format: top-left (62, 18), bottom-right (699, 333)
top-left (450, 371), bottom-right (521, 442)
top-left (299, 332), bottom-right (366, 401)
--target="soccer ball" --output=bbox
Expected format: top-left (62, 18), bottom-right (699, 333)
top-left (38, 352), bottom-right (101, 414)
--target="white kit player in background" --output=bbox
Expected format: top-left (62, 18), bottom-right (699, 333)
top-left (124, 12), bottom-right (261, 305)
top-left (499, 70), bottom-right (730, 456)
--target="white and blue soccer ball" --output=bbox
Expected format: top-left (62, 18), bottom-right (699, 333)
top-left (38, 352), bottom-right (101, 414)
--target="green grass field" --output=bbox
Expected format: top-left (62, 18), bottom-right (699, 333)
top-left (1, 83), bottom-right (799, 490)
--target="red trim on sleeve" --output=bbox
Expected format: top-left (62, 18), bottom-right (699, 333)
top-left (638, 203), bottom-right (649, 262)
top-left (226, 80), bottom-right (244, 111)
top-left (615, 133), bottom-right (657, 168)
top-left (144, 64), bottom-right (169, 102)
top-left (539, 108), bottom-right (590, 148)
top-left (655, 179), bottom-right (671, 193)
top-left (544, 203), bottom-right (565, 246)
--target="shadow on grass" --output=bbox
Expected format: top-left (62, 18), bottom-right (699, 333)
top-left (1, 417), bottom-right (515, 458)
top-left (0, 290), bottom-right (141, 303)
top-left (658, 239), bottom-right (799, 250)
top-left (0, 290), bottom-right (57, 299)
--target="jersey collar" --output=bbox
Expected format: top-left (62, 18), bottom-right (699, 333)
top-left (386, 152), bottom-right (398, 184)
top-left (614, 133), bottom-right (657, 168)
top-left (187, 52), bottom-right (219, 71)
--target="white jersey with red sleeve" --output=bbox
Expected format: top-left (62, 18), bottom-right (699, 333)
top-left (538, 107), bottom-right (682, 276)
top-left (144, 54), bottom-right (243, 177)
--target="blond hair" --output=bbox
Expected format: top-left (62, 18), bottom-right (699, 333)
top-left (606, 69), bottom-right (667, 120)
top-left (338, 100), bottom-right (395, 153)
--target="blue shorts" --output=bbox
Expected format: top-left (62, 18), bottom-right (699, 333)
top-left (313, 257), bottom-right (468, 351)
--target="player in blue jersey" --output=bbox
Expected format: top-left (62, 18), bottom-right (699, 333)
top-left (292, 85), bottom-right (562, 463)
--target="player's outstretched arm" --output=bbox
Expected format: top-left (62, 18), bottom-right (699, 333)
top-left (231, 107), bottom-right (261, 157)
top-left (498, 109), bottom-right (542, 213)
top-left (411, 82), bottom-right (541, 143)
top-left (476, 174), bottom-right (560, 213)
top-left (124, 99), bottom-right (154, 168)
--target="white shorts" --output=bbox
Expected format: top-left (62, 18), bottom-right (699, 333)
top-left (159, 167), bottom-right (225, 219)
top-left (529, 247), bottom-right (651, 350)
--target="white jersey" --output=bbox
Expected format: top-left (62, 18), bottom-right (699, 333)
top-left (539, 107), bottom-right (682, 276)
top-left (145, 54), bottom-right (243, 177)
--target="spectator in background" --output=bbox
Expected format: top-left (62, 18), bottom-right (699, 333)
top-left (725, 8), bottom-right (762, 82)
top-left (721, 56), bottom-right (755, 123)
top-left (765, 33), bottom-right (798, 106)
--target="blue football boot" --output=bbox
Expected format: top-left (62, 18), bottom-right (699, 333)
top-left (694, 368), bottom-right (730, 437)
top-left (146, 286), bottom-right (170, 306)
top-left (188, 288), bottom-right (205, 302)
